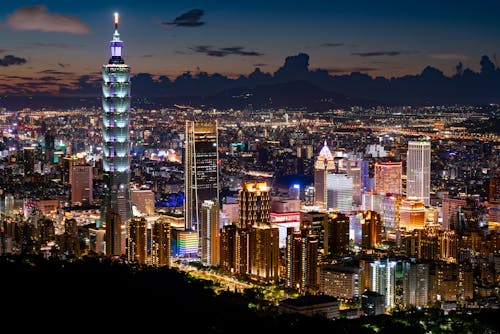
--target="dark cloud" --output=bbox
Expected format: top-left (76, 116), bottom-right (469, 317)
top-left (352, 51), bottom-right (410, 57)
top-left (320, 43), bottom-right (345, 47)
top-left (142, 55), bottom-right (153, 58)
top-left (58, 62), bottom-right (70, 67)
top-left (0, 55), bottom-right (27, 67)
top-left (321, 66), bottom-right (379, 74)
top-left (429, 52), bottom-right (467, 60)
top-left (7, 5), bottom-right (90, 34)
top-left (38, 76), bottom-right (59, 81)
top-left (37, 69), bottom-right (73, 75)
top-left (190, 45), bottom-right (264, 57)
top-left (31, 42), bottom-right (85, 48)
top-left (162, 9), bottom-right (205, 27)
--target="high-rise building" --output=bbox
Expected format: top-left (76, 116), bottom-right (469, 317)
top-left (402, 260), bottom-right (429, 308)
top-left (70, 164), bottom-right (93, 206)
top-left (200, 199), bottom-right (220, 266)
top-left (442, 197), bottom-right (466, 231)
top-left (127, 217), bottom-right (147, 264)
top-left (361, 210), bottom-right (383, 249)
top-left (324, 212), bottom-right (350, 255)
top-left (285, 227), bottom-right (319, 293)
top-left (238, 181), bottom-right (270, 228)
top-left (184, 120), bottom-right (219, 231)
top-left (23, 147), bottom-right (36, 176)
top-left (314, 142), bottom-right (336, 209)
top-left (249, 224), bottom-right (280, 283)
top-left (399, 198), bottom-right (426, 231)
top-left (151, 217), bottom-right (171, 267)
top-left (105, 208), bottom-right (125, 256)
top-left (368, 258), bottom-right (397, 309)
top-left (102, 13), bottom-right (132, 226)
top-left (406, 141), bottom-right (431, 206)
top-left (374, 161), bottom-right (402, 195)
top-left (220, 224), bottom-right (237, 273)
top-left (326, 173), bottom-right (353, 211)
top-left (320, 264), bottom-right (362, 300)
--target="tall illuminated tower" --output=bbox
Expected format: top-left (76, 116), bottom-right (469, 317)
top-left (102, 13), bottom-right (132, 225)
top-left (406, 141), bottom-right (431, 206)
top-left (184, 120), bottom-right (219, 231)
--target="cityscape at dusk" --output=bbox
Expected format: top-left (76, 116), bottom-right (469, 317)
top-left (1, 2), bottom-right (500, 333)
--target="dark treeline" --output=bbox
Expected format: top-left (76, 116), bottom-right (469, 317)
top-left (1, 254), bottom-right (499, 333)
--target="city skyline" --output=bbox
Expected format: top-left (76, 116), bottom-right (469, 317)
top-left (1, 1), bottom-right (500, 98)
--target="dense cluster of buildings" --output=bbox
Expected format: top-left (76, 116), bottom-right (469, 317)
top-left (0, 14), bottom-right (499, 319)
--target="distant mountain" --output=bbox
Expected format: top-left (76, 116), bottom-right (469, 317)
top-left (197, 80), bottom-right (377, 109)
top-left (3, 53), bottom-right (500, 108)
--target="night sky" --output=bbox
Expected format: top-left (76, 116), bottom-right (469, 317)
top-left (1, 1), bottom-right (500, 95)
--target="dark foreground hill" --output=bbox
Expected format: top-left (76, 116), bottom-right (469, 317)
top-left (1, 254), bottom-right (498, 334)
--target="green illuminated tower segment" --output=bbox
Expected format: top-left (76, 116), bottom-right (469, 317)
top-left (102, 13), bottom-right (132, 226)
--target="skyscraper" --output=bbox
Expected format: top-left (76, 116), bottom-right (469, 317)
top-left (102, 13), bottom-right (132, 226)
top-left (406, 141), bottom-right (431, 206)
top-left (127, 217), bottom-right (147, 264)
top-left (151, 217), bottom-right (171, 267)
top-left (70, 164), bottom-right (93, 206)
top-left (238, 181), bottom-right (270, 228)
top-left (314, 142), bottom-right (336, 209)
top-left (184, 120), bottom-right (219, 231)
top-left (200, 199), bottom-right (220, 266)
top-left (374, 161), bottom-right (402, 195)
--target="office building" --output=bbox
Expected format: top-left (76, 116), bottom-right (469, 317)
top-left (399, 198), bottom-right (426, 231)
top-left (70, 164), bottom-right (93, 206)
top-left (406, 141), bottom-right (431, 206)
top-left (184, 120), bottom-right (219, 231)
top-left (324, 212), bottom-right (350, 255)
top-left (374, 161), bottom-right (402, 195)
top-left (238, 181), bottom-right (270, 228)
top-left (314, 142), bottom-right (336, 209)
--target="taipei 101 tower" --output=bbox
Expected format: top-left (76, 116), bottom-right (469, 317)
top-left (102, 13), bottom-right (132, 234)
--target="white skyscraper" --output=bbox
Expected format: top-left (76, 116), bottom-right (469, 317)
top-left (314, 142), bottom-right (336, 209)
top-left (406, 141), bottom-right (431, 206)
top-left (326, 173), bottom-right (353, 212)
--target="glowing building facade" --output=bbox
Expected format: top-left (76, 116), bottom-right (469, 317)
top-left (406, 141), bottom-right (431, 206)
top-left (314, 142), bottom-right (336, 209)
top-left (184, 120), bottom-right (219, 231)
top-left (374, 161), bottom-right (402, 196)
top-left (102, 13), bottom-right (132, 226)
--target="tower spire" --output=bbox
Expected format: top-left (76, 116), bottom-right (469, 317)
top-left (114, 12), bottom-right (119, 31)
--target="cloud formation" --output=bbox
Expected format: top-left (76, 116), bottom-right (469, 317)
top-left (352, 51), bottom-right (409, 57)
top-left (320, 43), bottom-right (345, 47)
top-left (191, 45), bottom-right (264, 57)
top-left (7, 5), bottom-right (90, 34)
top-left (0, 55), bottom-right (27, 67)
top-left (162, 9), bottom-right (205, 27)
top-left (429, 52), bottom-right (467, 60)
top-left (322, 66), bottom-right (378, 73)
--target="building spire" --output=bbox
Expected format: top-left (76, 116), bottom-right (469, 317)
top-left (114, 12), bottom-right (119, 31)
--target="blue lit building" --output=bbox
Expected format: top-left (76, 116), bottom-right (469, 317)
top-left (102, 13), bottom-right (132, 225)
